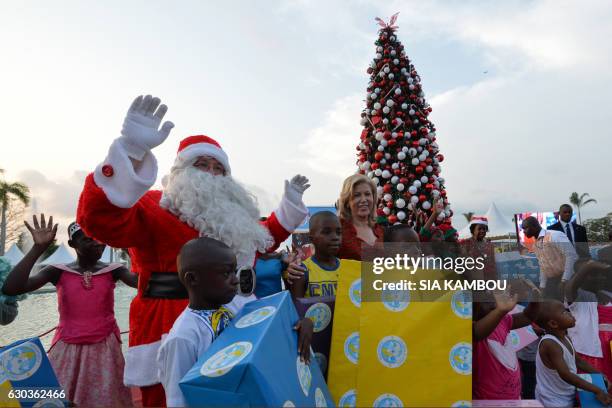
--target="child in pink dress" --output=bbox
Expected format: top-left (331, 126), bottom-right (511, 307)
top-left (472, 284), bottom-right (540, 399)
top-left (2, 214), bottom-right (137, 407)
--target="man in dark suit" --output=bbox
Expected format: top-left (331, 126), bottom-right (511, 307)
top-left (548, 203), bottom-right (590, 259)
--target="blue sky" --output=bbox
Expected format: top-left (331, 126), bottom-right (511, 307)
top-left (1, 0), bottom-right (611, 243)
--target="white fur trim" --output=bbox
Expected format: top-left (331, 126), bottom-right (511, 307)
top-left (274, 193), bottom-right (308, 232)
top-left (123, 340), bottom-right (162, 387)
top-left (93, 139), bottom-right (157, 208)
top-left (177, 143), bottom-right (231, 174)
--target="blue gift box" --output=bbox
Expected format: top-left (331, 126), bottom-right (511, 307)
top-left (180, 291), bottom-right (335, 407)
top-left (577, 373), bottom-right (608, 408)
top-left (0, 337), bottom-right (65, 407)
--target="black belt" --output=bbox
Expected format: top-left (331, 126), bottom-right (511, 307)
top-left (143, 272), bottom-right (188, 299)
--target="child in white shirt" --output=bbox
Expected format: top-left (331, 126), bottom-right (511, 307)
top-left (157, 237), bottom-right (313, 407)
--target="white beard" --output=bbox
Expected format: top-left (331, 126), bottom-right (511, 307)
top-left (159, 164), bottom-right (273, 266)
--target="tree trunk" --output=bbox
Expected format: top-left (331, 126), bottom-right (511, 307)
top-left (0, 199), bottom-right (7, 256)
top-left (577, 207), bottom-right (582, 224)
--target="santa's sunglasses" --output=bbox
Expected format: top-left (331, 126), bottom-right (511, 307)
top-left (236, 266), bottom-right (256, 297)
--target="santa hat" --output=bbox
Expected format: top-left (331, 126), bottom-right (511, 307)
top-left (176, 135), bottom-right (231, 174)
top-left (470, 216), bottom-right (488, 227)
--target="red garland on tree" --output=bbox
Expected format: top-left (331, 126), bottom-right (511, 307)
top-left (356, 13), bottom-right (453, 227)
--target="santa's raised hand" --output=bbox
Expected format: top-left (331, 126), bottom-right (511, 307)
top-left (284, 175), bottom-right (311, 205)
top-left (119, 95), bottom-right (175, 160)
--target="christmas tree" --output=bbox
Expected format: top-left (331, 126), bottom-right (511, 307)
top-left (357, 13), bottom-right (452, 227)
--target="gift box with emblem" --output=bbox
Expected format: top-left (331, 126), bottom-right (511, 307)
top-left (180, 291), bottom-right (334, 407)
top-left (0, 337), bottom-right (65, 408)
top-left (293, 296), bottom-right (335, 377)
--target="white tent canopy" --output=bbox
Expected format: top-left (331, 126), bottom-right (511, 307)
top-left (39, 243), bottom-right (76, 265)
top-left (458, 202), bottom-right (517, 240)
top-left (3, 244), bottom-right (24, 265)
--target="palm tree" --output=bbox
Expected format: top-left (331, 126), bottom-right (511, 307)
top-left (569, 192), bottom-right (597, 224)
top-left (0, 180), bottom-right (30, 255)
top-left (462, 212), bottom-right (474, 223)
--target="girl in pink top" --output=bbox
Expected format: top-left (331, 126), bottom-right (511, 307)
top-left (472, 284), bottom-right (540, 399)
top-left (2, 214), bottom-right (137, 407)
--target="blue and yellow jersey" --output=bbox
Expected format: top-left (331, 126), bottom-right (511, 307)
top-left (302, 257), bottom-right (346, 297)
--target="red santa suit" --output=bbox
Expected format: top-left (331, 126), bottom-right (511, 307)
top-left (76, 135), bottom-right (307, 390)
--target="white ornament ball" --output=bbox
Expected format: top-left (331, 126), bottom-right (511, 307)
top-left (370, 93), bottom-right (377, 100)
top-left (376, 53), bottom-right (382, 59)
top-left (409, 148), bottom-right (417, 156)
top-left (437, 213), bottom-right (445, 221)
top-left (410, 195), bottom-right (419, 204)
top-left (381, 139), bottom-right (388, 147)
top-left (432, 189), bottom-right (440, 198)
top-left (374, 102), bottom-right (382, 110)
top-left (401, 67), bottom-right (407, 74)
top-left (377, 145), bottom-right (384, 152)
top-left (433, 181), bottom-right (440, 188)
top-left (386, 100), bottom-right (394, 107)
top-left (402, 146), bottom-right (409, 153)
top-left (382, 106), bottom-right (390, 114)
top-left (395, 88), bottom-right (401, 95)
top-left (385, 153), bottom-right (391, 159)
top-left (360, 118), bottom-right (367, 126)
top-left (421, 176), bottom-right (428, 183)
top-left (375, 131), bottom-right (383, 140)
top-left (413, 180), bottom-right (422, 188)
top-left (380, 158), bottom-right (386, 164)
top-left (423, 150), bottom-right (430, 157)
top-left (408, 77), bottom-right (414, 84)
top-left (396, 183), bottom-right (405, 191)
top-left (383, 193), bottom-right (392, 202)
top-left (382, 118), bottom-right (389, 124)
top-left (397, 211), bottom-right (406, 221)
top-left (377, 186), bottom-right (384, 195)
top-left (390, 50), bottom-right (396, 56)
top-left (391, 162), bottom-right (399, 169)
top-left (397, 152), bottom-right (406, 160)
top-left (388, 73), bottom-right (394, 79)
top-left (375, 169), bottom-right (382, 177)
top-left (393, 59), bottom-right (399, 65)
top-left (359, 142), bottom-right (365, 149)
top-left (401, 103), bottom-right (408, 109)
top-left (384, 67), bottom-right (390, 73)
top-left (383, 207), bottom-right (391, 215)
top-left (382, 170), bottom-right (392, 179)
top-left (408, 185), bottom-right (417, 194)
top-left (395, 198), bottom-right (406, 208)
top-left (422, 201), bottom-right (431, 210)
top-left (391, 132), bottom-right (398, 138)
top-left (375, 87), bottom-right (381, 93)
top-left (391, 176), bottom-right (399, 184)
top-left (372, 177), bottom-right (379, 185)
top-left (377, 46), bottom-right (383, 52)
top-left (411, 158), bottom-right (420, 166)
top-left (409, 84), bottom-right (415, 91)
top-left (409, 109), bottom-right (416, 116)
top-left (444, 209), bottom-right (451, 217)
top-left (426, 165), bottom-right (433, 173)
top-left (438, 177), bottom-right (445, 183)
top-left (361, 161), bottom-right (371, 170)
top-left (419, 154), bottom-right (426, 161)
top-left (417, 146), bottom-right (423, 152)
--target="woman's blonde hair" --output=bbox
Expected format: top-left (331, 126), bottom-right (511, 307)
top-left (337, 173), bottom-right (378, 226)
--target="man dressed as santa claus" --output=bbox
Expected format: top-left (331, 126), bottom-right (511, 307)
top-left (77, 95), bottom-right (309, 406)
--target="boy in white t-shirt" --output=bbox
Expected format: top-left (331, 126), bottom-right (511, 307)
top-left (535, 300), bottom-right (611, 407)
top-left (157, 237), bottom-right (313, 407)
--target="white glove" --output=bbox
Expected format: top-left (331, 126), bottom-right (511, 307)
top-left (119, 94), bottom-right (174, 160)
top-left (284, 175), bottom-right (310, 205)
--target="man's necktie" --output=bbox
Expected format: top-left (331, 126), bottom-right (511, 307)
top-left (565, 224), bottom-right (574, 244)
